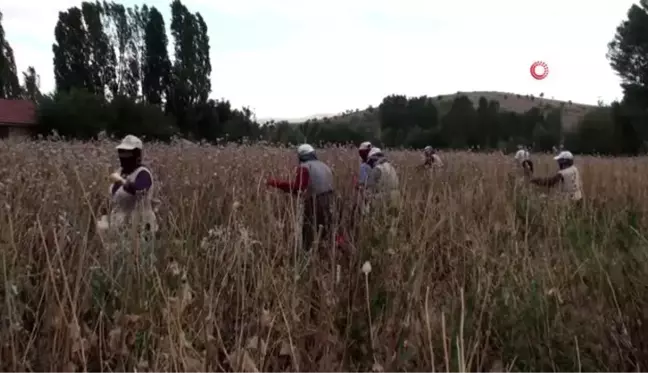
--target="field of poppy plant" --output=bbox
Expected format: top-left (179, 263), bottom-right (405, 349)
top-left (1, 138), bottom-right (648, 372)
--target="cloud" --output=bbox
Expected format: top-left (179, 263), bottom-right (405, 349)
top-left (0, 0), bottom-right (634, 117)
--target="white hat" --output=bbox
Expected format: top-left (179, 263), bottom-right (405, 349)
top-left (553, 150), bottom-right (574, 160)
top-left (514, 149), bottom-right (529, 161)
top-left (297, 143), bottom-right (315, 156)
top-left (368, 147), bottom-right (383, 158)
top-left (424, 145), bottom-right (434, 152)
top-left (116, 135), bottom-right (143, 150)
top-left (359, 141), bottom-right (372, 150)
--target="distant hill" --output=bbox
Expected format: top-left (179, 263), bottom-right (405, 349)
top-left (258, 114), bottom-right (332, 124)
top-left (263, 91), bottom-right (599, 131)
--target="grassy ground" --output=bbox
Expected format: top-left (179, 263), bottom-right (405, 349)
top-left (0, 139), bottom-right (647, 371)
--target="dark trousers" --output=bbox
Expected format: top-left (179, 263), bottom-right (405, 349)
top-left (522, 159), bottom-right (534, 175)
top-left (302, 191), bottom-right (333, 251)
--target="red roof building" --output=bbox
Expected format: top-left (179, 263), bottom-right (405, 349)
top-left (0, 99), bottom-right (36, 138)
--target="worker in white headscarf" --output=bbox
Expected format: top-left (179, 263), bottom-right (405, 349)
top-left (346, 141), bottom-right (373, 239)
top-left (107, 135), bottom-right (158, 238)
top-left (530, 150), bottom-right (582, 202)
top-left (266, 144), bottom-right (337, 251)
top-left (514, 145), bottom-right (534, 176)
top-left (356, 141), bottom-right (373, 188)
top-left (365, 147), bottom-right (400, 211)
top-left (421, 146), bottom-right (443, 168)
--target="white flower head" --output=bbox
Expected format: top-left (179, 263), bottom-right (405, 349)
top-left (362, 261), bottom-right (372, 274)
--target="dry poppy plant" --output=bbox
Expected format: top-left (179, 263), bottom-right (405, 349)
top-left (0, 138), bottom-right (647, 371)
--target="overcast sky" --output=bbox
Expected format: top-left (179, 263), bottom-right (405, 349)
top-left (0, 0), bottom-right (638, 119)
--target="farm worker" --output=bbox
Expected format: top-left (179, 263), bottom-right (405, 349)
top-left (530, 150), bottom-right (582, 202)
top-left (356, 141), bottom-right (373, 188)
top-left (365, 147), bottom-right (400, 211)
top-left (422, 146), bottom-right (443, 168)
top-left (344, 141), bottom-right (373, 241)
top-left (266, 144), bottom-right (335, 251)
top-left (107, 135), bottom-right (158, 237)
top-left (514, 145), bottom-right (534, 176)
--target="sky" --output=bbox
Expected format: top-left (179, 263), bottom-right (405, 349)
top-left (0, 0), bottom-right (639, 120)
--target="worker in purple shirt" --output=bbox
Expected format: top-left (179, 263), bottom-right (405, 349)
top-left (108, 135), bottom-right (158, 236)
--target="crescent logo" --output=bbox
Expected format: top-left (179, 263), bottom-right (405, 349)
top-left (530, 61), bottom-right (549, 80)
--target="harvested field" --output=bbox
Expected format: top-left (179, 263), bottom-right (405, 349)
top-left (1, 139), bottom-right (647, 371)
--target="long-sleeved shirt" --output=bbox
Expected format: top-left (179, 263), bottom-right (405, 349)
top-left (111, 169), bottom-right (152, 195)
top-left (356, 162), bottom-right (372, 187)
top-left (530, 173), bottom-right (562, 188)
top-left (267, 166), bottom-right (309, 194)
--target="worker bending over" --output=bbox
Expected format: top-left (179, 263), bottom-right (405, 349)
top-left (530, 150), bottom-right (582, 202)
top-left (365, 147), bottom-right (400, 211)
top-left (514, 145), bottom-right (534, 176)
top-left (267, 144), bottom-right (334, 251)
top-left (422, 146), bottom-right (443, 168)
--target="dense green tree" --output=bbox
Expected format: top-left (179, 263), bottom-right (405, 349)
top-left (0, 11), bottom-right (20, 99)
top-left (607, 0), bottom-right (648, 105)
top-left (53, 7), bottom-right (92, 93)
top-left (379, 94), bottom-right (411, 147)
top-left (107, 94), bottom-right (176, 139)
top-left (193, 13), bottom-right (211, 103)
top-left (37, 89), bottom-right (110, 138)
top-left (607, 0), bottom-right (648, 154)
top-left (477, 97), bottom-right (502, 148)
top-left (168, 0), bottom-right (198, 132)
top-left (81, 1), bottom-right (116, 96)
top-left (142, 6), bottom-right (171, 106)
top-left (441, 95), bottom-right (477, 148)
top-left (565, 108), bottom-right (616, 154)
top-left (613, 101), bottom-right (645, 155)
top-left (101, 2), bottom-right (142, 98)
top-left (21, 67), bottom-right (41, 101)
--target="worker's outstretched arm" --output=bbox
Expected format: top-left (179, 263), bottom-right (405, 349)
top-left (530, 173), bottom-right (562, 187)
top-left (267, 167), bottom-right (310, 194)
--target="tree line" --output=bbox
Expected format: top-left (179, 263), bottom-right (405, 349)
top-left (0, 1), bottom-right (646, 155)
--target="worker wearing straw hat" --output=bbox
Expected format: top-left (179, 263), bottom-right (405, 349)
top-left (530, 150), bottom-right (582, 202)
top-left (107, 135), bottom-right (159, 238)
top-left (266, 144), bottom-right (336, 251)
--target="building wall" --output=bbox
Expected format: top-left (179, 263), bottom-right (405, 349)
top-left (8, 126), bottom-right (32, 138)
top-left (0, 125), bottom-right (33, 139)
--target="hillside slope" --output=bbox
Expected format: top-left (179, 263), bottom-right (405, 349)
top-left (288, 91), bottom-right (598, 131)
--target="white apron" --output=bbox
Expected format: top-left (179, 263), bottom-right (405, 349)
top-left (109, 166), bottom-right (158, 234)
top-left (558, 166), bottom-right (583, 201)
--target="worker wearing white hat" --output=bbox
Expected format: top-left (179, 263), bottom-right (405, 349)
top-left (530, 150), bottom-right (582, 201)
top-left (267, 144), bottom-right (335, 251)
top-left (108, 135), bottom-right (158, 237)
top-left (514, 145), bottom-right (534, 176)
top-left (365, 147), bottom-right (400, 211)
top-left (356, 141), bottom-right (373, 188)
top-left (422, 146), bottom-right (443, 168)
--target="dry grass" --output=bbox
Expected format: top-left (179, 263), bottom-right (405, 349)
top-left (1, 139), bottom-right (647, 372)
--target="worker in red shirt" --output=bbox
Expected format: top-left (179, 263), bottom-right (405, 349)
top-left (267, 144), bottom-right (337, 252)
